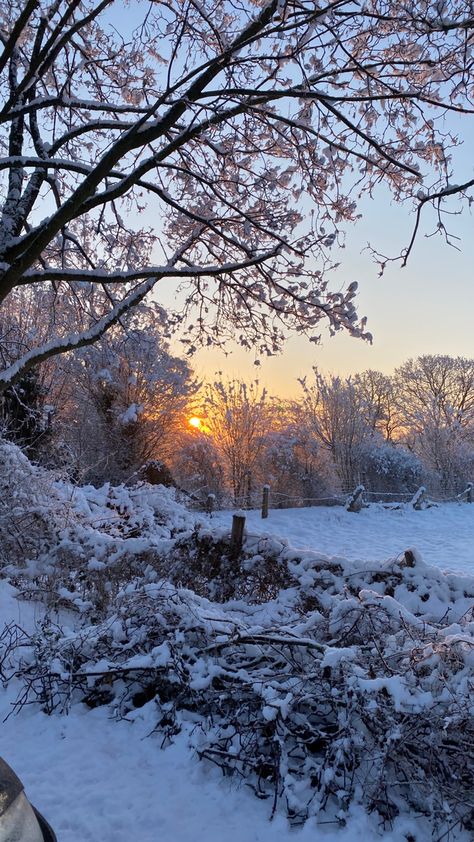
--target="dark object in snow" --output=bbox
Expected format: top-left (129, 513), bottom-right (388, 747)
top-left (403, 549), bottom-right (416, 567)
top-left (0, 756), bottom-right (56, 842)
top-left (231, 513), bottom-right (246, 554)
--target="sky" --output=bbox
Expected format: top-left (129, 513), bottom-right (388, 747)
top-left (108, 3), bottom-right (474, 399)
top-left (189, 186), bottom-right (474, 397)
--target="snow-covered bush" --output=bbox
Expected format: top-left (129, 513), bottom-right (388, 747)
top-left (359, 441), bottom-right (422, 493)
top-left (0, 444), bottom-right (195, 616)
top-left (12, 480), bottom-right (196, 618)
top-left (0, 440), bottom-right (67, 569)
top-left (6, 537), bottom-right (474, 838)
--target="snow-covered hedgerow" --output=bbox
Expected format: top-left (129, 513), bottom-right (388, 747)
top-left (5, 538), bottom-right (474, 839)
top-left (1, 444), bottom-right (195, 615)
top-left (0, 441), bottom-right (69, 569)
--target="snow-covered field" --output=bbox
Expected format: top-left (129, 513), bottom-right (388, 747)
top-left (212, 501), bottom-right (474, 575)
top-left (2, 499), bottom-right (474, 842)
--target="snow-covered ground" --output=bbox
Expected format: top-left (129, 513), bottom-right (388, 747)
top-left (2, 690), bottom-right (451, 842)
top-left (211, 502), bottom-right (474, 574)
top-left (2, 501), bottom-right (474, 842)
top-left (1, 645), bottom-right (444, 842)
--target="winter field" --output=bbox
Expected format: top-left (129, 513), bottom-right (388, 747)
top-left (212, 502), bottom-right (474, 575)
top-left (1, 449), bottom-right (474, 842)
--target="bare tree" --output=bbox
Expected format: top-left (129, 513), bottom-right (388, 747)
top-left (299, 368), bottom-right (373, 489)
top-left (260, 404), bottom-right (335, 502)
top-left (395, 355), bottom-right (474, 491)
top-left (353, 369), bottom-right (401, 442)
top-left (0, 0), bottom-right (473, 390)
top-left (203, 378), bottom-right (269, 505)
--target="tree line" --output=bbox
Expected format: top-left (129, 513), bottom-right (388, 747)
top-left (182, 358), bottom-right (474, 505)
top-left (2, 310), bottom-right (473, 505)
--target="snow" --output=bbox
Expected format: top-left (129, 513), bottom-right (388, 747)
top-left (118, 402), bottom-right (142, 424)
top-left (1, 667), bottom-right (465, 842)
top-left (1, 495), bottom-right (473, 841)
top-left (211, 502), bottom-right (474, 575)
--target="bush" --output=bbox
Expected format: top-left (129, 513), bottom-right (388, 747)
top-left (359, 442), bottom-right (422, 494)
top-left (0, 440), bottom-right (65, 570)
top-left (5, 532), bottom-right (474, 838)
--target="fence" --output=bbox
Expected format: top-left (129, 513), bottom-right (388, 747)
top-left (199, 481), bottom-right (474, 518)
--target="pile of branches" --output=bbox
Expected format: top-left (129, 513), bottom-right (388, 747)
top-left (4, 549), bottom-right (474, 839)
top-left (159, 526), bottom-right (296, 602)
top-left (1, 443), bottom-right (473, 836)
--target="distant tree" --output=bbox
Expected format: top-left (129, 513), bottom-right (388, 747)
top-left (0, 0), bottom-right (473, 391)
top-left (202, 379), bottom-right (269, 505)
top-left (172, 432), bottom-right (226, 505)
top-left (255, 397), bottom-right (336, 501)
top-left (260, 417), bottom-right (335, 504)
top-left (299, 369), bottom-right (374, 490)
top-left (395, 355), bottom-right (474, 492)
top-left (56, 308), bottom-right (197, 483)
top-left (353, 370), bottom-right (401, 442)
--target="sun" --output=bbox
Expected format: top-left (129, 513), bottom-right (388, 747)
top-left (188, 416), bottom-right (203, 430)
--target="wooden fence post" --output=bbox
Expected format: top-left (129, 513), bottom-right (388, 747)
top-left (411, 486), bottom-right (426, 510)
top-left (231, 513), bottom-right (246, 554)
top-left (261, 484), bottom-right (270, 519)
top-left (346, 484), bottom-right (365, 513)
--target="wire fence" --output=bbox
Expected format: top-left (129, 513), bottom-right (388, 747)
top-left (189, 481), bottom-right (474, 516)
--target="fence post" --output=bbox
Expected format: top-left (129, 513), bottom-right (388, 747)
top-left (346, 484), bottom-right (365, 513)
top-left (261, 484), bottom-right (270, 519)
top-left (231, 513), bottom-right (246, 554)
top-left (466, 482), bottom-right (473, 503)
top-left (411, 486), bottom-right (426, 511)
top-left (206, 493), bottom-right (215, 514)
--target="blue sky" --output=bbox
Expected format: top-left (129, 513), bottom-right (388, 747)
top-left (107, 2), bottom-right (474, 397)
top-left (190, 172), bottom-right (474, 396)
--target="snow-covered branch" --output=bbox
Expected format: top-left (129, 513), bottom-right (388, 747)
top-left (0, 0), bottom-right (472, 379)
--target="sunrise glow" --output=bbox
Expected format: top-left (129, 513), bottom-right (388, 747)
top-left (188, 416), bottom-right (203, 430)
